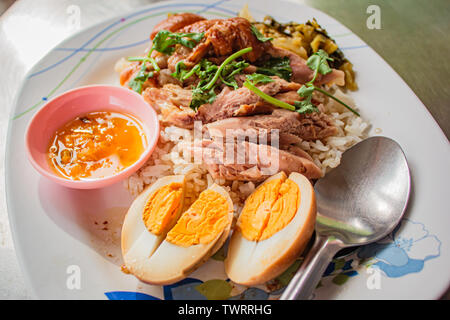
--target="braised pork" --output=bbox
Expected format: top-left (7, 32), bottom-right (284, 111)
top-left (195, 76), bottom-right (300, 124)
top-left (205, 108), bottom-right (338, 142)
top-left (143, 84), bottom-right (195, 128)
top-left (268, 47), bottom-right (345, 86)
top-left (150, 13), bottom-right (206, 39)
top-left (193, 139), bottom-right (322, 182)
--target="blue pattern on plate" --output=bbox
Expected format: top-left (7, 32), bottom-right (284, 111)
top-left (358, 219), bottom-right (441, 277)
top-left (105, 291), bottom-right (161, 300)
top-left (229, 287), bottom-right (269, 300)
top-left (163, 278), bottom-right (205, 300)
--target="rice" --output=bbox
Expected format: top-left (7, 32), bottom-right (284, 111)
top-left (124, 86), bottom-right (369, 216)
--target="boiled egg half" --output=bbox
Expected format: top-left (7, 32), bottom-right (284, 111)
top-left (121, 175), bottom-right (234, 285)
top-left (225, 172), bottom-right (316, 285)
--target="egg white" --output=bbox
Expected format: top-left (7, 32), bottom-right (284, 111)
top-left (122, 181), bottom-right (234, 285)
top-left (121, 175), bottom-right (186, 280)
top-left (225, 172), bottom-right (316, 285)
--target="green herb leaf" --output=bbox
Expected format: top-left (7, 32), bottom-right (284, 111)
top-left (245, 73), bottom-right (274, 85)
top-left (127, 63), bottom-right (153, 94)
top-left (171, 60), bottom-right (188, 80)
top-left (256, 57), bottom-right (292, 81)
top-left (127, 30), bottom-right (204, 93)
top-left (127, 56), bottom-right (149, 62)
top-left (306, 49), bottom-right (333, 81)
top-left (297, 84), bottom-right (315, 98)
top-left (294, 97), bottom-right (320, 114)
top-left (173, 32), bottom-right (205, 48)
top-left (190, 86), bottom-right (216, 111)
top-left (204, 47), bottom-right (253, 91)
top-left (196, 59), bottom-right (219, 85)
top-left (188, 47), bottom-right (253, 110)
top-left (250, 25), bottom-right (273, 42)
top-left (301, 49), bottom-right (360, 116)
top-left (220, 60), bottom-right (249, 89)
top-left (243, 79), bottom-right (296, 111)
top-left (171, 61), bottom-right (202, 82)
top-left (151, 30), bottom-right (174, 55)
top-left (152, 30), bottom-right (204, 55)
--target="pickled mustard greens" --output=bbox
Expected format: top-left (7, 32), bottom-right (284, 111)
top-left (252, 16), bottom-right (358, 90)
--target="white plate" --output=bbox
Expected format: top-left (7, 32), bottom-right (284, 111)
top-left (6, 0), bottom-right (450, 300)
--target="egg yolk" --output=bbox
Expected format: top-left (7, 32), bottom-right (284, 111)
top-left (166, 189), bottom-right (229, 247)
top-left (238, 177), bottom-right (301, 241)
top-left (143, 182), bottom-right (183, 236)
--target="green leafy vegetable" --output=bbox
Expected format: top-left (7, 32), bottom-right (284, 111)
top-left (242, 51), bottom-right (334, 115)
top-left (127, 56), bottom-right (160, 74)
top-left (203, 47), bottom-right (252, 91)
top-left (297, 49), bottom-right (360, 116)
top-left (219, 60), bottom-right (249, 89)
top-left (297, 84), bottom-right (315, 98)
top-left (174, 56), bottom-right (249, 108)
top-left (196, 59), bottom-right (219, 85)
top-left (171, 61), bottom-right (201, 82)
top-left (256, 56), bottom-right (292, 81)
top-left (190, 86), bottom-right (217, 111)
top-left (188, 47), bottom-right (253, 110)
top-left (245, 73), bottom-right (274, 85)
top-left (127, 30), bottom-right (204, 93)
top-left (243, 79), bottom-right (295, 111)
top-left (127, 63), bottom-right (153, 94)
top-left (152, 30), bottom-right (204, 55)
top-left (294, 98), bottom-right (319, 114)
top-left (306, 49), bottom-right (333, 84)
top-left (171, 61), bottom-right (188, 81)
top-left (250, 24), bottom-right (273, 42)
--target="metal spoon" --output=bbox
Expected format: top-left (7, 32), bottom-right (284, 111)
top-left (280, 136), bottom-right (411, 300)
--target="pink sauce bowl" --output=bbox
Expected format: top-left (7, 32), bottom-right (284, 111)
top-left (25, 85), bottom-right (160, 189)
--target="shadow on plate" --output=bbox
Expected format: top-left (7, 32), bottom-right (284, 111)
top-left (38, 177), bottom-right (133, 267)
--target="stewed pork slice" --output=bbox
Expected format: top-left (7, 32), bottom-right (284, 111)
top-left (205, 108), bottom-right (338, 143)
top-left (279, 144), bottom-right (314, 161)
top-left (167, 17), bottom-right (273, 71)
top-left (192, 139), bottom-right (322, 182)
top-left (267, 46), bottom-right (345, 86)
top-left (150, 13), bottom-right (206, 39)
top-left (143, 84), bottom-right (195, 128)
top-left (195, 77), bottom-right (301, 124)
top-left (142, 77), bottom-right (293, 129)
top-left (201, 17), bottom-right (271, 62)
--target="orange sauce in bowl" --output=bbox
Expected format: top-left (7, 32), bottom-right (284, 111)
top-left (48, 111), bottom-right (147, 180)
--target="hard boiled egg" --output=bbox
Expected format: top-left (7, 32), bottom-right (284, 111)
top-left (225, 172), bottom-right (316, 286)
top-left (121, 176), bottom-right (233, 285)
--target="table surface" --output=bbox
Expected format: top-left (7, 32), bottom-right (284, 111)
top-left (0, 0), bottom-right (448, 299)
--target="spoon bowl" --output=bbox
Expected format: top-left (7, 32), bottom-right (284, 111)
top-left (281, 136), bottom-right (410, 300)
top-left (315, 136), bottom-right (411, 245)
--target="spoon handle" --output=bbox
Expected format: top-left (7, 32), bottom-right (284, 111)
top-left (280, 234), bottom-right (343, 300)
